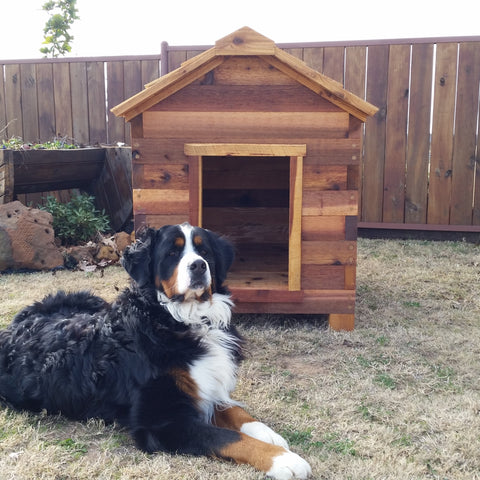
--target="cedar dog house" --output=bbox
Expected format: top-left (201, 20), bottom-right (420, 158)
top-left (113, 27), bottom-right (377, 330)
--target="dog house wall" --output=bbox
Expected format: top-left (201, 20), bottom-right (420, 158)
top-left (113, 27), bottom-right (377, 330)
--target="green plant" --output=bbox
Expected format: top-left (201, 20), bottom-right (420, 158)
top-left (375, 373), bottom-right (396, 390)
top-left (281, 427), bottom-right (315, 448)
top-left (281, 427), bottom-right (357, 456)
top-left (56, 438), bottom-right (88, 457)
top-left (40, 0), bottom-right (79, 57)
top-left (1, 136), bottom-right (78, 150)
top-left (375, 335), bottom-right (390, 346)
top-left (41, 194), bottom-right (110, 245)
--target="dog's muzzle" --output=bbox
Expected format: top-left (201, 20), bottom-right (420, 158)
top-left (177, 253), bottom-right (212, 298)
top-left (188, 258), bottom-right (208, 288)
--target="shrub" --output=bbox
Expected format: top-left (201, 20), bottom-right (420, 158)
top-left (41, 194), bottom-right (110, 245)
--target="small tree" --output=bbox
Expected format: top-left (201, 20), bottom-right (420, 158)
top-left (40, 0), bottom-right (79, 57)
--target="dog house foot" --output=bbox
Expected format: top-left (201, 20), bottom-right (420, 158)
top-left (328, 314), bottom-right (354, 331)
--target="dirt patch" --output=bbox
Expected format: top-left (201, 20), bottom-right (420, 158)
top-left (277, 355), bottom-right (328, 377)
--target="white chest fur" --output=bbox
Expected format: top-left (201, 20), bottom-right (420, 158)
top-left (188, 328), bottom-right (240, 422)
top-left (158, 293), bottom-right (234, 330)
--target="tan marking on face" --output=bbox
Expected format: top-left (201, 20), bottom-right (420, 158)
top-left (175, 237), bottom-right (185, 248)
top-left (160, 266), bottom-right (179, 298)
top-left (196, 286), bottom-right (212, 302)
top-left (217, 434), bottom-right (286, 471)
top-left (193, 235), bottom-right (203, 246)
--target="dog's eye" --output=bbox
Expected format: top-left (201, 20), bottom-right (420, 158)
top-left (169, 250), bottom-right (180, 257)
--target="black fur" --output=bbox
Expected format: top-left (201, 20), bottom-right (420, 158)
top-left (0, 224), bottom-right (242, 457)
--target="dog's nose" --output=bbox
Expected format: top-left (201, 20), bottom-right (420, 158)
top-left (189, 259), bottom-right (207, 276)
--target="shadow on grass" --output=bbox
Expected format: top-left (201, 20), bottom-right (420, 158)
top-left (233, 313), bottom-right (329, 330)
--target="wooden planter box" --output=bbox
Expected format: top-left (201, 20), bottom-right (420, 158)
top-left (0, 147), bottom-right (105, 201)
top-left (0, 147), bottom-right (133, 232)
top-left (112, 27), bottom-right (377, 330)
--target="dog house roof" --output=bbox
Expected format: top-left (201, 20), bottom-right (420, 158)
top-left (112, 27), bottom-right (378, 122)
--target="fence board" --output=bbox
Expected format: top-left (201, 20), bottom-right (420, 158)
top-left (383, 44), bottom-right (410, 223)
top-left (168, 50), bottom-right (187, 71)
top-left (474, 161), bottom-right (480, 225)
top-left (186, 50), bottom-right (205, 61)
top-left (323, 46), bottom-right (344, 83)
top-left (345, 46), bottom-right (366, 97)
top-left (284, 48), bottom-right (303, 60)
top-left (37, 63), bottom-right (56, 141)
top-left (450, 42), bottom-right (480, 225)
top-left (107, 61), bottom-right (126, 144)
top-left (87, 62), bottom-right (107, 144)
top-left (70, 62), bottom-right (89, 144)
top-left (5, 64), bottom-right (23, 139)
top-left (303, 47), bottom-right (324, 72)
top-left (141, 60), bottom-right (160, 86)
top-left (20, 63), bottom-right (39, 142)
top-left (345, 46), bottom-right (366, 219)
top-left (405, 43), bottom-right (433, 224)
top-left (363, 45), bottom-right (388, 222)
top-left (0, 66), bottom-right (6, 139)
top-left (123, 60), bottom-right (143, 143)
top-left (428, 43), bottom-right (458, 224)
top-left (53, 62), bottom-right (73, 139)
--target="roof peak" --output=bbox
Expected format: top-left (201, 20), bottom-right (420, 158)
top-left (215, 27), bottom-right (275, 55)
top-left (112, 27), bottom-right (378, 122)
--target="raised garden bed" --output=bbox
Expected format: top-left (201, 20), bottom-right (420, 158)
top-left (0, 146), bottom-right (133, 232)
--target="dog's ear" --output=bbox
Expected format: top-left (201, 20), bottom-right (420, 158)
top-left (207, 231), bottom-right (235, 293)
top-left (121, 227), bottom-right (156, 288)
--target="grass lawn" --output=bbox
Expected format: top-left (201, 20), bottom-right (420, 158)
top-left (0, 238), bottom-right (479, 479)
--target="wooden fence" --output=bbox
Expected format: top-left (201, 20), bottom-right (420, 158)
top-left (0, 55), bottom-right (162, 146)
top-left (1, 36), bottom-right (480, 231)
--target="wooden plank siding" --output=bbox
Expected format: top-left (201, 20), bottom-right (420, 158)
top-left (1, 36), bottom-right (480, 230)
top-left (125, 47), bottom-right (363, 318)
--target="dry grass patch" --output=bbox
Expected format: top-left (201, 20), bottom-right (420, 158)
top-left (1, 238), bottom-right (480, 479)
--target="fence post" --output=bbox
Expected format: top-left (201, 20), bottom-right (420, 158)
top-left (161, 41), bottom-right (169, 76)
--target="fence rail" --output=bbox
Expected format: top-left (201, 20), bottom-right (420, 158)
top-left (2, 36), bottom-right (480, 230)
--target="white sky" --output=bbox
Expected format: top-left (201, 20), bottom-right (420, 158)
top-left (1, 0), bottom-right (479, 60)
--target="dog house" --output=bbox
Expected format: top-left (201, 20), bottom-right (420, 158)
top-left (112, 27), bottom-right (377, 330)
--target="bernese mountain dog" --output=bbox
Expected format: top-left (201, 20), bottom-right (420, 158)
top-left (0, 223), bottom-right (311, 479)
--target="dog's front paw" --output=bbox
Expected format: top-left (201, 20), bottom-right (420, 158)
top-left (240, 421), bottom-right (289, 449)
top-left (267, 450), bottom-right (312, 480)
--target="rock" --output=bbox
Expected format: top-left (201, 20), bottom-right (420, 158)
top-left (65, 245), bottom-right (96, 265)
top-left (0, 201), bottom-right (64, 271)
top-left (114, 231), bottom-right (134, 254)
top-left (95, 245), bottom-right (119, 263)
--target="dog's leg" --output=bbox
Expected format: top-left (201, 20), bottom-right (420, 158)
top-left (214, 406), bottom-right (312, 477)
top-left (134, 418), bottom-right (310, 480)
top-left (214, 405), bottom-right (289, 449)
top-left (131, 379), bottom-right (311, 479)
top-left (216, 431), bottom-right (312, 480)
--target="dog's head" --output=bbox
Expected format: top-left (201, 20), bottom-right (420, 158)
top-left (121, 223), bottom-right (234, 303)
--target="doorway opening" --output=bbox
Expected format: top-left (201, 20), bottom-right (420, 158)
top-left (202, 155), bottom-right (290, 290)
